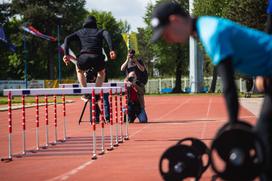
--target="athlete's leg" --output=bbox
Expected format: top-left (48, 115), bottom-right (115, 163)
top-left (216, 58), bottom-right (239, 123)
top-left (96, 68), bottom-right (105, 87)
top-left (255, 78), bottom-right (272, 180)
top-left (76, 66), bottom-right (87, 87)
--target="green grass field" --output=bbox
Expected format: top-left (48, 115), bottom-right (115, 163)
top-left (0, 96), bottom-right (80, 105)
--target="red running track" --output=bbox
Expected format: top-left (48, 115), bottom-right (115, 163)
top-left (0, 95), bottom-right (257, 181)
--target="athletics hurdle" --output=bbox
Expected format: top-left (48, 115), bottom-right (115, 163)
top-left (1, 86), bottom-right (126, 161)
top-left (59, 82), bottom-right (129, 144)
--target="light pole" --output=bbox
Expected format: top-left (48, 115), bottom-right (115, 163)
top-left (55, 14), bottom-right (63, 83)
top-left (23, 27), bottom-right (28, 88)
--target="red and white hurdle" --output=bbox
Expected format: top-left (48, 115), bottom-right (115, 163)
top-left (1, 85), bottom-right (129, 162)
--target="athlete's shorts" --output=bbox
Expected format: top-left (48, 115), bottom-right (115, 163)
top-left (77, 53), bottom-right (105, 72)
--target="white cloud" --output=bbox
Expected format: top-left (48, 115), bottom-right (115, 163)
top-left (85, 0), bottom-right (156, 32)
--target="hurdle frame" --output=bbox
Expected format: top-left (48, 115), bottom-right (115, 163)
top-left (1, 86), bottom-right (128, 161)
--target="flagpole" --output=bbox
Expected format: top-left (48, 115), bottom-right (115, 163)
top-left (23, 31), bottom-right (28, 88)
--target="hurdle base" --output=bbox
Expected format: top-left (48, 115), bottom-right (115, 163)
top-left (91, 155), bottom-right (97, 160)
top-left (41, 145), bottom-right (48, 149)
top-left (98, 151), bottom-right (105, 155)
top-left (113, 144), bottom-right (119, 147)
top-left (107, 147), bottom-right (114, 151)
top-left (29, 150), bottom-right (38, 153)
top-left (124, 137), bottom-right (129, 140)
top-left (1, 158), bottom-right (12, 162)
top-left (118, 140), bottom-right (124, 144)
top-left (14, 154), bottom-right (23, 158)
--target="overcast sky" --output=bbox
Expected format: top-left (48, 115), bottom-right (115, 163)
top-left (85, 0), bottom-right (156, 32)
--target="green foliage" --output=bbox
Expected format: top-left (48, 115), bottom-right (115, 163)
top-left (222, 0), bottom-right (267, 30)
top-left (0, 1), bottom-right (129, 80)
top-left (0, 0), bottom-right (88, 80)
top-left (142, 0), bottom-right (189, 77)
top-left (193, 0), bottom-right (267, 77)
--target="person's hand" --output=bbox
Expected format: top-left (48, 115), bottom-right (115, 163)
top-left (255, 76), bottom-right (265, 92)
top-left (110, 51), bottom-right (116, 60)
top-left (63, 55), bottom-right (70, 66)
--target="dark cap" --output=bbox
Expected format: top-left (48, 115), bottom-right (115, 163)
top-left (83, 16), bottom-right (97, 28)
top-left (151, 1), bottom-right (188, 42)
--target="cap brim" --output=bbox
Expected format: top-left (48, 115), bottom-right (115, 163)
top-left (151, 27), bottom-right (164, 43)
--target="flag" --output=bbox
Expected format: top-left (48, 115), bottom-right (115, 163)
top-left (0, 25), bottom-right (16, 52)
top-left (21, 25), bottom-right (57, 42)
top-left (0, 26), bottom-right (8, 43)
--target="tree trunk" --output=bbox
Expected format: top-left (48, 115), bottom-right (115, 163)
top-left (209, 67), bottom-right (217, 93)
top-left (172, 50), bottom-right (183, 93)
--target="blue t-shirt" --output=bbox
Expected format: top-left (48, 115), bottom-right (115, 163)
top-left (268, 0), bottom-right (272, 14)
top-left (196, 16), bottom-right (272, 76)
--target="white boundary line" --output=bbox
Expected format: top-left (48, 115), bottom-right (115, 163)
top-left (156, 98), bottom-right (191, 120)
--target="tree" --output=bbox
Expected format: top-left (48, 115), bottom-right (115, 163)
top-left (193, 0), bottom-right (267, 93)
top-left (137, 27), bottom-right (154, 76)
top-left (142, 0), bottom-right (189, 93)
top-left (10, 0), bottom-right (88, 80)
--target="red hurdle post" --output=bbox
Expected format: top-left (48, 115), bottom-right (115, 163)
top-left (45, 95), bottom-right (49, 147)
top-left (22, 95), bottom-right (26, 155)
top-left (99, 89), bottom-right (105, 155)
top-left (91, 89), bottom-right (97, 159)
top-left (8, 92), bottom-right (12, 159)
top-left (124, 83), bottom-right (129, 140)
top-left (53, 95), bottom-right (57, 144)
top-left (119, 88), bottom-right (123, 143)
top-left (108, 88), bottom-right (114, 151)
top-left (114, 88), bottom-right (119, 147)
top-left (62, 94), bottom-right (67, 141)
top-left (35, 96), bottom-right (39, 150)
top-left (2, 91), bottom-right (13, 161)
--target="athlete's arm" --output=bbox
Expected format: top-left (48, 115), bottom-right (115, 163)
top-left (216, 57), bottom-right (239, 123)
top-left (102, 30), bottom-right (116, 60)
top-left (64, 32), bottom-right (78, 56)
top-left (102, 30), bottom-right (113, 51)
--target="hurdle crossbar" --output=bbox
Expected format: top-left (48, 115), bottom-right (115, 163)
top-left (3, 87), bottom-right (123, 96)
top-left (59, 82), bottom-right (126, 89)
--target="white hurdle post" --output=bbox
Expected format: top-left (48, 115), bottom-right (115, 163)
top-left (53, 95), bottom-right (58, 144)
top-left (1, 91), bottom-right (13, 161)
top-left (91, 89), bottom-right (97, 160)
top-left (22, 95), bottom-right (26, 155)
top-left (62, 94), bottom-right (67, 141)
top-left (124, 84), bottom-right (129, 140)
top-left (35, 96), bottom-right (39, 150)
top-left (45, 95), bottom-right (49, 148)
top-left (108, 88), bottom-right (114, 151)
top-left (119, 88), bottom-right (123, 143)
top-left (99, 89), bottom-right (105, 155)
top-left (114, 88), bottom-right (119, 147)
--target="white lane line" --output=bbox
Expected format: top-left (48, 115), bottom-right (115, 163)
top-left (156, 99), bottom-right (191, 121)
top-left (200, 98), bottom-right (212, 139)
top-left (46, 159), bottom-right (96, 181)
top-left (206, 98), bottom-right (212, 118)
